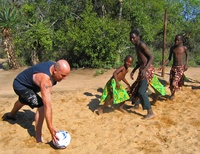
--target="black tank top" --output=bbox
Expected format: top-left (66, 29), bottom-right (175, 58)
top-left (13, 61), bottom-right (57, 92)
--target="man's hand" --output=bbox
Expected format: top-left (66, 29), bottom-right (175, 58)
top-left (141, 69), bottom-right (146, 78)
top-left (50, 127), bottom-right (59, 143)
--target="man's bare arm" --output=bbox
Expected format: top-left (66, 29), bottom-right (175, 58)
top-left (33, 73), bottom-right (57, 141)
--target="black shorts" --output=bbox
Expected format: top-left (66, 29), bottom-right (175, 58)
top-left (14, 89), bottom-right (43, 109)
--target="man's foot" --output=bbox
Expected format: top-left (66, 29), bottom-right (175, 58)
top-left (36, 136), bottom-right (44, 143)
top-left (143, 114), bottom-right (155, 120)
top-left (95, 108), bottom-right (103, 115)
top-left (2, 113), bottom-right (16, 121)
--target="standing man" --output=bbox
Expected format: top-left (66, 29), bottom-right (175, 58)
top-left (129, 30), bottom-right (155, 120)
top-left (3, 59), bottom-right (70, 143)
top-left (161, 34), bottom-right (188, 100)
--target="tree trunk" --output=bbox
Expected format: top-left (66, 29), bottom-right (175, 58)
top-left (119, 0), bottom-right (123, 21)
top-left (30, 50), bottom-right (40, 66)
top-left (162, 10), bottom-right (168, 77)
top-left (30, 41), bottom-right (40, 66)
top-left (2, 28), bottom-right (19, 69)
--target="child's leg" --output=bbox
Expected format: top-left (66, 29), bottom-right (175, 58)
top-left (96, 98), bottom-right (113, 115)
top-left (169, 90), bottom-right (175, 100)
top-left (132, 99), bottom-right (140, 109)
top-left (151, 92), bottom-right (159, 105)
top-left (118, 102), bottom-right (128, 113)
top-left (169, 83), bottom-right (176, 100)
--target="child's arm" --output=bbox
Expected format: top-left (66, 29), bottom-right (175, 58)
top-left (122, 77), bottom-right (131, 91)
top-left (159, 47), bottom-right (173, 70)
top-left (113, 66), bottom-right (124, 89)
top-left (184, 46), bottom-right (189, 71)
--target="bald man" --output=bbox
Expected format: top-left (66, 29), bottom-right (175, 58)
top-left (3, 60), bottom-right (70, 143)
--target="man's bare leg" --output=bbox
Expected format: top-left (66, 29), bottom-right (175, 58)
top-left (7, 100), bottom-right (24, 119)
top-left (35, 107), bottom-right (44, 142)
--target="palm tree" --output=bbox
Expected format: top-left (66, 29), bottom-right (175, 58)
top-left (0, 0), bottom-right (20, 69)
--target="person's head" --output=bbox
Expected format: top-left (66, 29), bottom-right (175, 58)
top-left (52, 59), bottom-right (71, 82)
top-left (174, 34), bottom-right (183, 46)
top-left (124, 55), bottom-right (133, 68)
top-left (130, 30), bottom-right (140, 45)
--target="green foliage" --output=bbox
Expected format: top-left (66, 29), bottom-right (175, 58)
top-left (2, 62), bottom-right (10, 70)
top-left (13, 1), bottom-right (54, 64)
top-left (0, 47), bottom-right (5, 58)
top-left (123, 0), bottom-right (165, 43)
top-left (149, 46), bottom-right (163, 67)
top-left (94, 69), bottom-right (106, 76)
top-left (195, 55), bottom-right (200, 66)
top-left (0, 0), bottom-right (22, 29)
top-left (65, 1), bottom-right (130, 68)
top-left (1, 0), bottom-right (199, 68)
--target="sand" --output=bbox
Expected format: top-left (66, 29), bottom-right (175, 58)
top-left (0, 62), bottom-right (200, 154)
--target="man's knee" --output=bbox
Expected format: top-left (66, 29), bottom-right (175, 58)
top-left (19, 90), bottom-right (43, 108)
top-left (28, 94), bottom-right (40, 107)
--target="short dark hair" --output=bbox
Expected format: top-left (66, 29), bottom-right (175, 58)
top-left (130, 30), bottom-right (140, 36)
top-left (176, 34), bottom-right (184, 40)
top-left (125, 55), bottom-right (133, 61)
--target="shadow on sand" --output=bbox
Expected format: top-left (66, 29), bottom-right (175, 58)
top-left (2, 109), bottom-right (35, 137)
top-left (84, 88), bottom-right (103, 112)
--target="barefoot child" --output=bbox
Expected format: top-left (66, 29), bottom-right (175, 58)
top-left (160, 34), bottom-right (188, 100)
top-left (96, 55), bottom-right (133, 115)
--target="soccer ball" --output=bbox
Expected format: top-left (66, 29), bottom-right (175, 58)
top-left (53, 130), bottom-right (71, 149)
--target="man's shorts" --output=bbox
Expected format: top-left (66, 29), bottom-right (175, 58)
top-left (14, 89), bottom-right (43, 109)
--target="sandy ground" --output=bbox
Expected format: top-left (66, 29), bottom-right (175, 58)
top-left (0, 59), bottom-right (200, 154)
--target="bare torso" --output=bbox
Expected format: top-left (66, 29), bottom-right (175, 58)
top-left (114, 66), bottom-right (128, 81)
top-left (136, 42), bottom-right (149, 66)
top-left (171, 45), bottom-right (187, 66)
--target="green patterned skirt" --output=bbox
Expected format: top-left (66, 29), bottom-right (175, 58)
top-left (149, 75), bottom-right (166, 96)
top-left (100, 78), bottom-right (130, 105)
